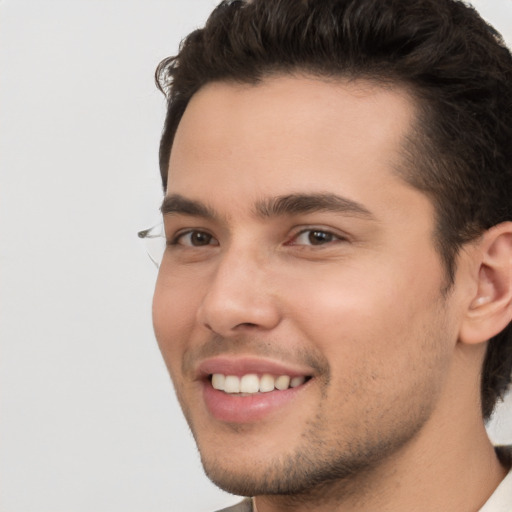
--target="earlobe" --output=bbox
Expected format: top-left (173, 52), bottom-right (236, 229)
top-left (459, 222), bottom-right (512, 345)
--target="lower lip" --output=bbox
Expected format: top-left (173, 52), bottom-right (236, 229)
top-left (202, 380), bottom-right (308, 423)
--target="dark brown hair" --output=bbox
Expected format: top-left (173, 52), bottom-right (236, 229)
top-left (155, 0), bottom-right (512, 420)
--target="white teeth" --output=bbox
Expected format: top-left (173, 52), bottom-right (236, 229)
top-left (240, 374), bottom-right (259, 393)
top-left (211, 373), bottom-right (308, 394)
top-left (211, 373), bottom-right (225, 391)
top-left (259, 374), bottom-right (275, 393)
top-left (224, 375), bottom-right (241, 393)
top-left (275, 375), bottom-right (291, 390)
top-left (290, 376), bottom-right (306, 388)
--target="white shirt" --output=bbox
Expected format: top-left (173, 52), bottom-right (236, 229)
top-left (479, 467), bottom-right (512, 512)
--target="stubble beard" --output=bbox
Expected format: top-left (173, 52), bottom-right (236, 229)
top-left (190, 348), bottom-right (445, 500)
top-left (176, 296), bottom-right (452, 503)
top-left (195, 395), bottom-right (434, 502)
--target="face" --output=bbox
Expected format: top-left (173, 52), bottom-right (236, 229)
top-left (152, 76), bottom-right (462, 497)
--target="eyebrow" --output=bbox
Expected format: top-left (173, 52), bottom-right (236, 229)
top-left (161, 192), bottom-right (374, 221)
top-left (254, 193), bottom-right (374, 219)
top-left (161, 194), bottom-right (216, 219)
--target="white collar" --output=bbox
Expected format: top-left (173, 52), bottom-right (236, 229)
top-left (479, 464), bottom-right (512, 512)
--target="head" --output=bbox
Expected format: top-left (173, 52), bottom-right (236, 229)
top-left (151, 0), bottom-right (512, 500)
top-left (155, 0), bottom-right (512, 421)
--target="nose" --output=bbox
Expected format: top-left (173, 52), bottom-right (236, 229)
top-left (196, 248), bottom-right (281, 337)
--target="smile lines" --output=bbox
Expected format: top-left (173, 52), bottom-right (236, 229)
top-left (210, 373), bottom-right (309, 394)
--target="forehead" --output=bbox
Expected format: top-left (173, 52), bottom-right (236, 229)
top-left (167, 75), bottom-right (417, 210)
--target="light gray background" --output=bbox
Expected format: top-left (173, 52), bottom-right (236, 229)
top-left (1, 1), bottom-right (511, 511)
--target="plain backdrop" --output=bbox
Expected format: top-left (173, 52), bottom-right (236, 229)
top-left (1, 1), bottom-right (512, 511)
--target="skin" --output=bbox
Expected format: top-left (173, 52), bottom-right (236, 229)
top-left (152, 76), bottom-right (506, 511)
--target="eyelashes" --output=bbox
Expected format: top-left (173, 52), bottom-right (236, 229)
top-left (287, 228), bottom-right (344, 246)
top-left (170, 227), bottom-right (345, 248)
top-left (171, 230), bottom-right (219, 247)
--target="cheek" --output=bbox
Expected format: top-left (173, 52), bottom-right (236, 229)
top-left (287, 273), bottom-right (454, 430)
top-left (152, 275), bottom-right (202, 374)
top-left (282, 257), bottom-right (448, 372)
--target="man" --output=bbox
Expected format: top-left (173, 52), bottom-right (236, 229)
top-left (147, 0), bottom-right (512, 509)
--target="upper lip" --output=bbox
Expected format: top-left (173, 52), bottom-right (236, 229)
top-left (196, 356), bottom-right (315, 380)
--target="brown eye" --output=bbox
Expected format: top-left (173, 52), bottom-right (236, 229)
top-left (176, 231), bottom-right (218, 247)
top-left (293, 229), bottom-right (339, 246)
top-left (307, 230), bottom-right (334, 245)
top-left (190, 231), bottom-right (212, 246)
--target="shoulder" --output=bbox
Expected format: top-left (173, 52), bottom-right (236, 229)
top-left (215, 498), bottom-right (253, 512)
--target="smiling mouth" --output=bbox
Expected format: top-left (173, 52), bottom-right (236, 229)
top-left (209, 373), bottom-right (312, 395)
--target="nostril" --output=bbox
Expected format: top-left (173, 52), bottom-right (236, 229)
top-left (198, 290), bottom-right (282, 335)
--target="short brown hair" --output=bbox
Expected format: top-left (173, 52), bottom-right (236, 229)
top-left (155, 0), bottom-right (512, 419)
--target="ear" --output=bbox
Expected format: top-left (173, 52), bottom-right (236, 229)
top-left (459, 222), bottom-right (512, 345)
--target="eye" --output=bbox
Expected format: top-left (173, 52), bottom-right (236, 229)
top-left (172, 230), bottom-right (219, 247)
top-left (291, 229), bottom-right (342, 246)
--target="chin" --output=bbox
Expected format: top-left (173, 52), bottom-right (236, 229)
top-left (197, 425), bottom-right (420, 498)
